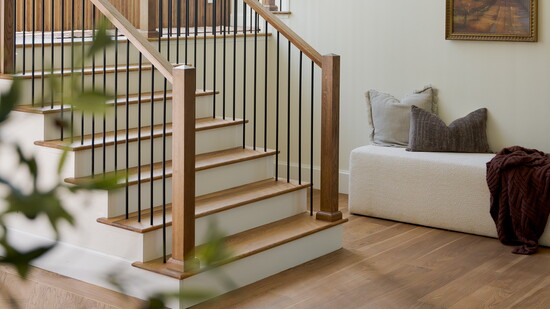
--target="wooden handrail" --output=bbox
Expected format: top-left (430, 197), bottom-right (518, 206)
top-left (0, 0), bottom-right (14, 74)
top-left (244, 0), bottom-right (322, 67)
top-left (89, 0), bottom-right (173, 83)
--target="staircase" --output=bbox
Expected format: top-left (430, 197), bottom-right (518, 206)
top-left (0, 0), bottom-right (345, 308)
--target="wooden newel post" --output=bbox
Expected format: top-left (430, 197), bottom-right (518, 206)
top-left (262, 0), bottom-right (279, 11)
top-left (316, 54), bottom-right (343, 222)
top-left (0, 0), bottom-right (15, 74)
top-left (139, 0), bottom-right (160, 38)
top-left (169, 65), bottom-right (198, 272)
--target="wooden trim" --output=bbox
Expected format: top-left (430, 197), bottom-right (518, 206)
top-left (0, 0), bottom-right (14, 74)
top-left (89, 0), bottom-right (173, 83)
top-left (139, 0), bottom-right (159, 38)
top-left (317, 54), bottom-right (342, 222)
top-left (244, 0), bottom-right (322, 67)
top-left (170, 65), bottom-right (196, 271)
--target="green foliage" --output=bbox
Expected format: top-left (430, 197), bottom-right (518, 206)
top-left (0, 80), bottom-right (20, 125)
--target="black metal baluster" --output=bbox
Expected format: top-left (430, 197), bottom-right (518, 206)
top-left (212, 0), bottom-right (217, 118)
top-left (12, 0), bottom-right (16, 74)
top-left (280, 0), bottom-right (282, 12)
top-left (102, 19), bottom-right (107, 175)
top-left (242, 2), bottom-right (247, 147)
top-left (162, 76), bottom-right (168, 261)
top-left (159, 0), bottom-right (163, 52)
top-left (22, 0), bottom-right (26, 73)
top-left (253, 11), bottom-right (257, 150)
top-left (91, 7), bottom-right (96, 177)
top-left (80, 0), bottom-right (85, 145)
top-left (194, 0), bottom-right (198, 66)
top-left (222, 0), bottom-right (227, 119)
top-left (50, 0), bottom-right (55, 109)
top-left (202, 0), bottom-right (207, 91)
top-left (125, 39), bottom-right (130, 219)
top-left (150, 68), bottom-right (155, 226)
top-left (185, 0), bottom-right (189, 64)
top-left (232, 0), bottom-right (236, 121)
top-left (41, 0), bottom-right (45, 108)
top-left (264, 21), bottom-right (268, 152)
top-left (168, 0), bottom-right (172, 62)
top-left (177, 0), bottom-right (181, 64)
top-left (70, 0), bottom-right (75, 142)
top-left (114, 28), bottom-right (119, 174)
top-left (60, 0), bottom-right (65, 140)
top-left (310, 61), bottom-right (314, 216)
top-left (31, 0), bottom-right (35, 106)
top-left (298, 51), bottom-right (303, 184)
top-left (138, 53), bottom-right (143, 222)
top-left (275, 31), bottom-right (280, 180)
top-left (286, 41), bottom-right (291, 183)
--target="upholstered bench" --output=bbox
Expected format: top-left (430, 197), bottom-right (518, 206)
top-left (348, 145), bottom-right (550, 246)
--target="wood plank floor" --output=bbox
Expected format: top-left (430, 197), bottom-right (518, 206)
top-left (2, 194), bottom-right (550, 308)
top-left (193, 194), bottom-right (550, 309)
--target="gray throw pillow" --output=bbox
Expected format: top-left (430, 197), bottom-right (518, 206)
top-left (407, 106), bottom-right (491, 153)
top-left (365, 87), bottom-right (435, 147)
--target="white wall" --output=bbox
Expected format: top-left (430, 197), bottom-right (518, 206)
top-left (283, 0), bottom-right (550, 177)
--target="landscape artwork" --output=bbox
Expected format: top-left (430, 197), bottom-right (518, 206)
top-left (446, 0), bottom-right (537, 42)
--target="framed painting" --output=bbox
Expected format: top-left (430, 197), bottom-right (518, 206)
top-left (446, 0), bottom-right (538, 42)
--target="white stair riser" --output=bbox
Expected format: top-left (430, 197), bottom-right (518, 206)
top-left (143, 189), bottom-right (307, 261)
top-left (15, 68), bottom-right (170, 106)
top-left (41, 95), bottom-right (214, 140)
top-left (107, 156), bottom-right (275, 217)
top-left (71, 124), bottom-right (242, 177)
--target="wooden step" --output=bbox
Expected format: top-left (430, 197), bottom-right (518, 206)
top-left (132, 213), bottom-right (348, 279)
top-left (64, 147), bottom-right (277, 186)
top-left (97, 179), bottom-right (311, 233)
top-left (34, 117), bottom-right (245, 151)
top-left (9, 63), bottom-right (161, 80)
top-left (13, 90), bottom-right (216, 115)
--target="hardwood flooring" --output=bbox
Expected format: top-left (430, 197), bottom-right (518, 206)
top-left (2, 194), bottom-right (550, 308)
top-left (193, 194), bottom-right (550, 309)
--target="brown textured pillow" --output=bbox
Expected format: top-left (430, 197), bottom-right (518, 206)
top-left (407, 106), bottom-right (491, 153)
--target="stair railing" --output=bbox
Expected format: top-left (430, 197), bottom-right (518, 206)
top-left (1, 0), bottom-right (341, 273)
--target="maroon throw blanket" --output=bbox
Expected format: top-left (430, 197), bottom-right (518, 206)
top-left (486, 146), bottom-right (550, 255)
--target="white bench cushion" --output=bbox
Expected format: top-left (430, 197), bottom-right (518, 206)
top-left (349, 145), bottom-right (550, 246)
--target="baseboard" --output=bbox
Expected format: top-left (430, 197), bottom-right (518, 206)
top-left (277, 162), bottom-right (350, 194)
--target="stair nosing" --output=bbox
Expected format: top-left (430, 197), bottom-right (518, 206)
top-left (13, 89), bottom-right (218, 115)
top-left (96, 179), bottom-right (311, 233)
top-left (34, 117), bottom-right (246, 151)
top-left (64, 147), bottom-right (278, 186)
top-left (131, 213), bottom-right (348, 280)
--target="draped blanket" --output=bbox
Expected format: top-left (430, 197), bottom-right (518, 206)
top-left (486, 146), bottom-right (550, 255)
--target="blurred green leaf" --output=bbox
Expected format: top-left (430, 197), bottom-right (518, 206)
top-left (195, 221), bottom-right (232, 267)
top-left (3, 189), bottom-right (74, 232)
top-left (0, 80), bottom-right (21, 124)
top-left (66, 90), bottom-right (110, 114)
top-left (14, 145), bottom-right (38, 186)
top-left (87, 18), bottom-right (114, 58)
top-left (57, 148), bottom-right (69, 175)
top-left (0, 241), bottom-right (55, 278)
top-left (68, 173), bottom-right (121, 192)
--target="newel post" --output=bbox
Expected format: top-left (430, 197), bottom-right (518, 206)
top-left (262, 0), bottom-right (278, 11)
top-left (169, 65), bottom-right (198, 272)
top-left (139, 0), bottom-right (160, 38)
top-left (316, 54), bottom-right (343, 222)
top-left (0, 0), bottom-right (15, 74)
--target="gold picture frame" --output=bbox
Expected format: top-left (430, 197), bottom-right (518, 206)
top-left (446, 0), bottom-right (538, 42)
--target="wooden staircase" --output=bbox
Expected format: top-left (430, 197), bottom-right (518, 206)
top-left (0, 0), bottom-right (345, 307)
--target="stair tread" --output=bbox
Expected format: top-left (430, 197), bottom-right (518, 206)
top-left (132, 213), bottom-right (348, 280)
top-left (13, 90), bottom-right (216, 115)
top-left (97, 178), bottom-right (311, 233)
top-left (35, 117), bottom-right (245, 151)
top-left (65, 147), bottom-right (277, 185)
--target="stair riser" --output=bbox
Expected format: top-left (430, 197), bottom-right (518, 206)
top-left (107, 156), bottom-right (275, 217)
top-left (41, 95), bottom-right (214, 140)
top-left (140, 189), bottom-right (308, 261)
top-left (71, 124), bottom-right (242, 177)
top-left (13, 68), bottom-right (170, 107)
